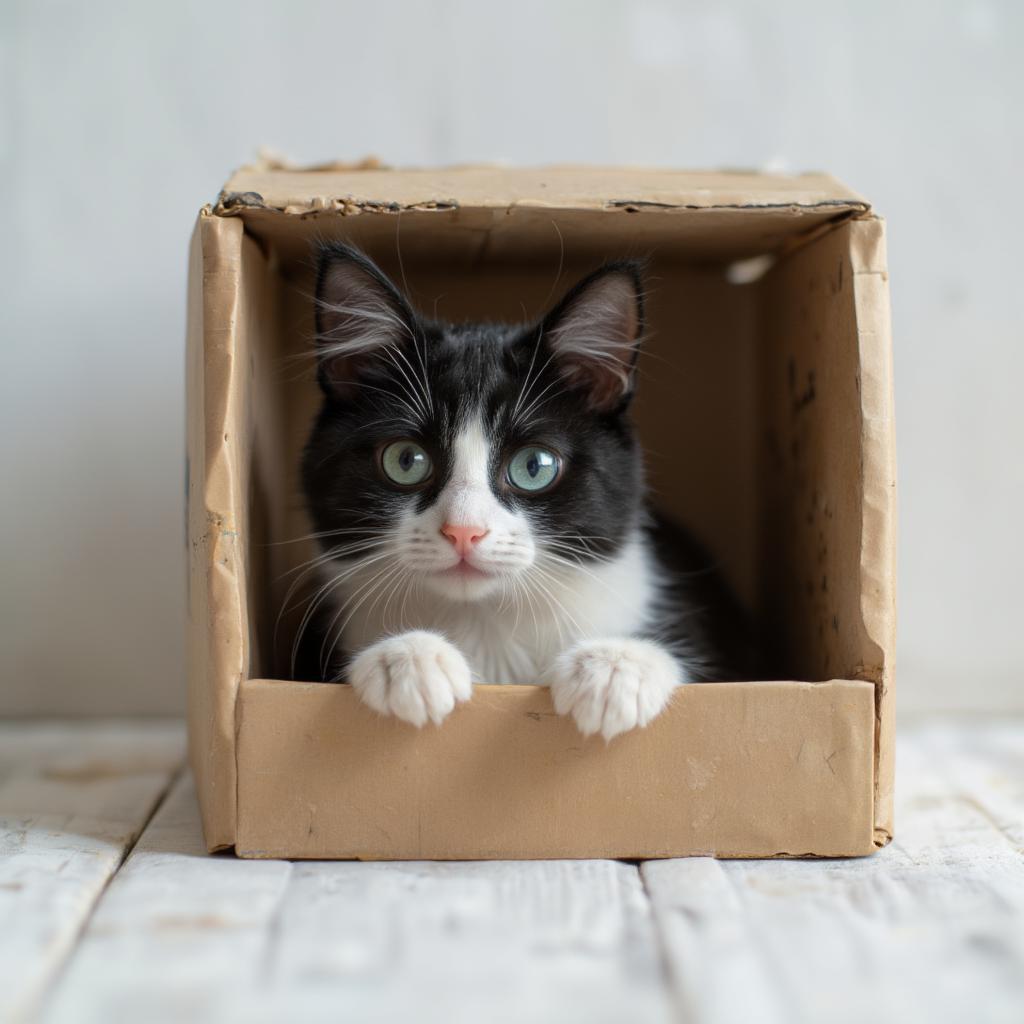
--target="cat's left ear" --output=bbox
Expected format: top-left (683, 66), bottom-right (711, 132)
top-left (538, 261), bottom-right (646, 413)
top-left (313, 243), bottom-right (418, 401)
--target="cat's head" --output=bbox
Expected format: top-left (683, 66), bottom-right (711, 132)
top-left (301, 243), bottom-right (647, 605)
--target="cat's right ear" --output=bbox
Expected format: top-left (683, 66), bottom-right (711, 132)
top-left (313, 243), bottom-right (416, 400)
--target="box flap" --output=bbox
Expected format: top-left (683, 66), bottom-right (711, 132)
top-left (219, 163), bottom-right (868, 216)
top-left (214, 164), bottom-right (870, 265)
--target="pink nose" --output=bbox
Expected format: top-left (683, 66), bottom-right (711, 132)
top-left (441, 523), bottom-right (488, 557)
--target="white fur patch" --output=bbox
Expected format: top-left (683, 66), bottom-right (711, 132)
top-left (548, 636), bottom-right (681, 740)
top-left (347, 630), bottom-right (472, 727)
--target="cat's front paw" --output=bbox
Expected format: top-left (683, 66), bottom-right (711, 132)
top-left (548, 638), bottom-right (681, 741)
top-left (348, 631), bottom-right (472, 727)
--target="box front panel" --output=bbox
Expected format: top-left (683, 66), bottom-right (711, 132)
top-left (235, 679), bottom-right (876, 860)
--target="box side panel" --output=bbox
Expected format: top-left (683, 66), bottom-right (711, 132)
top-left (757, 219), bottom-right (896, 844)
top-left (758, 221), bottom-right (878, 680)
top-left (235, 680), bottom-right (876, 860)
top-left (848, 218), bottom-right (897, 844)
top-left (187, 214), bottom-right (275, 851)
top-left (187, 214), bottom-right (240, 851)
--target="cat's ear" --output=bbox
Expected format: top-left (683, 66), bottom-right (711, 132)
top-left (313, 243), bottom-right (417, 400)
top-left (539, 261), bottom-right (645, 412)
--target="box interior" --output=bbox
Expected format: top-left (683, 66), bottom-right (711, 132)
top-left (224, 203), bottom-right (869, 686)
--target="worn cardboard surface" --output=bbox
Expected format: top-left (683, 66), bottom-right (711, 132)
top-left (186, 214), bottom-right (243, 851)
top-left (236, 679), bottom-right (876, 860)
top-left (757, 217), bottom-right (896, 843)
top-left (220, 163), bottom-right (868, 216)
top-left (219, 165), bottom-right (869, 265)
top-left (186, 164), bottom-right (896, 858)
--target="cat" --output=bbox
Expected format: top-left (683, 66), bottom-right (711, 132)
top-left (295, 243), bottom-right (755, 740)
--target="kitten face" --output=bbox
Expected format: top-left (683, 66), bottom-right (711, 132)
top-left (301, 245), bottom-right (646, 606)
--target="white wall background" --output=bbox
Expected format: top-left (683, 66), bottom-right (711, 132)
top-left (2, 0), bottom-right (1021, 715)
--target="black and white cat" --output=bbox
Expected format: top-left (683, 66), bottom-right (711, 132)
top-left (297, 244), bottom-right (754, 739)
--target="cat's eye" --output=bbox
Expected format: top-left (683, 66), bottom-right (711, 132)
top-left (506, 446), bottom-right (561, 493)
top-left (380, 441), bottom-right (433, 487)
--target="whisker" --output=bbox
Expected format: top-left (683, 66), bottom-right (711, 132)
top-left (277, 538), bottom-right (388, 580)
top-left (269, 522), bottom-right (381, 546)
top-left (273, 545), bottom-right (388, 660)
top-left (288, 549), bottom-right (395, 677)
top-left (316, 557), bottom-right (401, 677)
top-left (321, 560), bottom-right (406, 675)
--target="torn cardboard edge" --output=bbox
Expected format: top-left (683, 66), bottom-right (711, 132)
top-left (215, 163), bottom-right (870, 220)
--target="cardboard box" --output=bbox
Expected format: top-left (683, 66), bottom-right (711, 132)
top-left (186, 164), bottom-right (895, 859)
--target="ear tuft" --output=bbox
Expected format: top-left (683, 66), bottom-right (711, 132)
top-left (314, 244), bottom-right (415, 399)
top-left (541, 261), bottom-right (645, 412)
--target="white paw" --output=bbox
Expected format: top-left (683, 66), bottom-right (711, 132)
top-left (348, 631), bottom-right (473, 727)
top-left (548, 638), bottom-right (682, 740)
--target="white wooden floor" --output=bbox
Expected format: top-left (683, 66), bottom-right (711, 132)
top-left (1, 719), bottom-right (1021, 1024)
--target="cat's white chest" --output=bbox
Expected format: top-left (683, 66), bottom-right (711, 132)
top-left (333, 535), bottom-right (656, 683)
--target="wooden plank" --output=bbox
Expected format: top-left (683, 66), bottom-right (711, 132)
top-left (0, 721), bottom-right (183, 781)
top-left (259, 859), bottom-right (671, 1024)
top-left (642, 721), bottom-right (1024, 1024)
top-left (21, 717), bottom-right (1024, 1024)
top-left (42, 774), bottom-right (292, 1024)
top-left (44, 774), bottom-right (672, 1024)
top-left (912, 718), bottom-right (1024, 849)
top-left (0, 721), bottom-right (184, 1024)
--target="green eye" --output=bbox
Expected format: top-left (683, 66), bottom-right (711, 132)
top-left (381, 441), bottom-right (432, 487)
top-left (507, 446), bottom-right (560, 493)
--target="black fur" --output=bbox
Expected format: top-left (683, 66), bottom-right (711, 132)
top-left (297, 243), bottom-right (756, 682)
